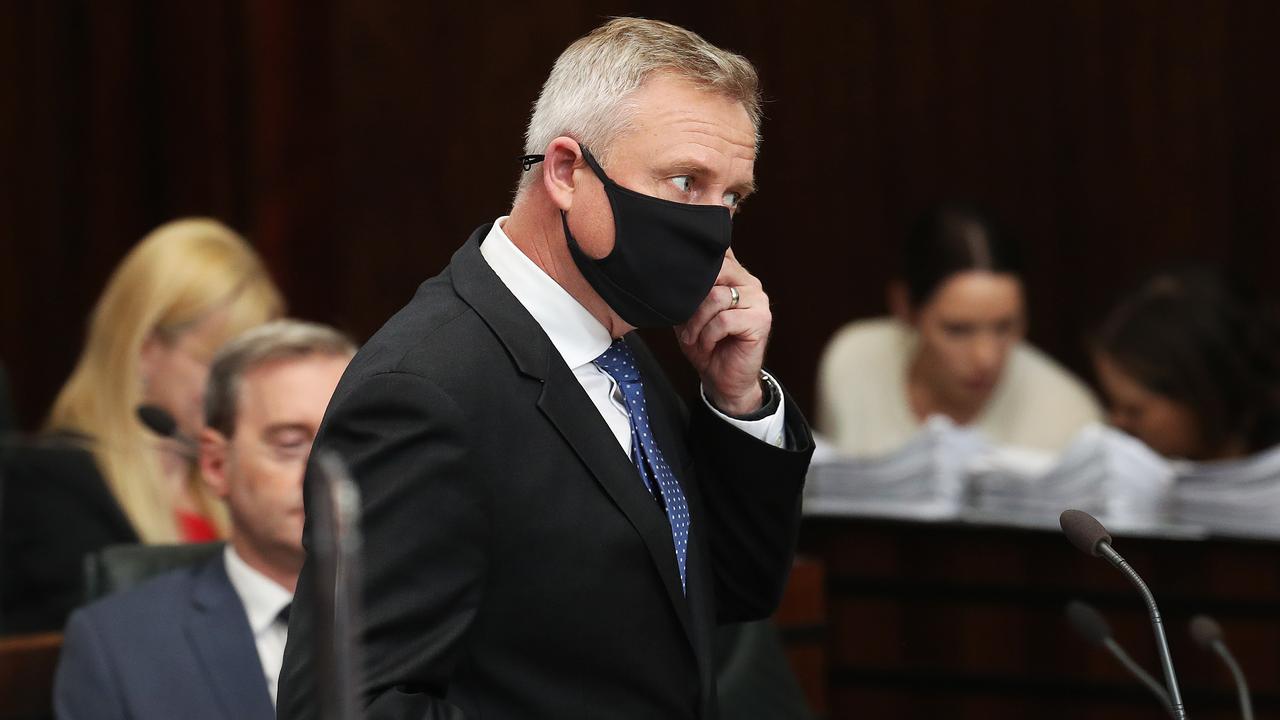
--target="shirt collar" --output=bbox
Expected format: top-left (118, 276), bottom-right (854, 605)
top-left (223, 545), bottom-right (293, 637)
top-left (479, 216), bottom-right (613, 369)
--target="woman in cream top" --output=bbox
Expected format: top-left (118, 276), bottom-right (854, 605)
top-left (818, 317), bottom-right (1101, 456)
top-left (816, 204), bottom-right (1101, 457)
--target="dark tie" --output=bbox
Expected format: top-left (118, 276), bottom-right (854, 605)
top-left (276, 603), bottom-right (291, 627)
top-left (593, 339), bottom-right (691, 593)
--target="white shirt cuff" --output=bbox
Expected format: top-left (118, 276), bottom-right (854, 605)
top-left (700, 372), bottom-right (787, 449)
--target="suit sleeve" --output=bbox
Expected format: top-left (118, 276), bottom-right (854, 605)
top-left (54, 609), bottom-right (128, 720)
top-left (277, 371), bottom-right (485, 720)
top-left (691, 378), bottom-right (814, 624)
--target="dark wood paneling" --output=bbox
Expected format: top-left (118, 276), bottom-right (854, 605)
top-left (777, 556), bottom-right (829, 717)
top-left (0, 0), bottom-right (338, 428)
top-left (803, 516), bottom-right (1280, 719)
top-left (3, 1), bottom-right (1279, 434)
top-left (0, 632), bottom-right (60, 720)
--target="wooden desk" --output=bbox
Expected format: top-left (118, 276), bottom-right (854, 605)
top-left (800, 515), bottom-right (1280, 719)
top-left (777, 556), bottom-right (829, 717)
top-left (0, 632), bottom-right (59, 720)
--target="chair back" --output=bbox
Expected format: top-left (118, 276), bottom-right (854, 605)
top-left (82, 541), bottom-right (224, 602)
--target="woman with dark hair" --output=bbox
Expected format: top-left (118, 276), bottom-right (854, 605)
top-left (816, 204), bottom-right (1100, 456)
top-left (1093, 269), bottom-right (1280, 460)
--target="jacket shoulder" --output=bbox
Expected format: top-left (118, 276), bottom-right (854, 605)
top-left (69, 562), bottom-right (203, 637)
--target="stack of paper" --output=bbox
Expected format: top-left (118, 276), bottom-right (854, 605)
top-left (804, 416), bottom-right (986, 520)
top-left (1098, 427), bottom-right (1176, 532)
top-left (965, 438), bottom-right (1088, 527)
top-left (1166, 444), bottom-right (1280, 539)
top-left (962, 425), bottom-right (1172, 531)
top-left (804, 421), bottom-right (1184, 534)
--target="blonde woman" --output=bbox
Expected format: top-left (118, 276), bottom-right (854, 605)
top-left (1, 218), bottom-right (284, 632)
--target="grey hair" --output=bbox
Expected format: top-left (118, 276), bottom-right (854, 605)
top-left (204, 319), bottom-right (355, 436)
top-left (516, 17), bottom-right (762, 195)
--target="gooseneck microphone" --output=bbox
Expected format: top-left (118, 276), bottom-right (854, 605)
top-left (135, 404), bottom-right (199, 458)
top-left (1060, 509), bottom-right (1188, 719)
top-left (1190, 615), bottom-right (1253, 720)
top-left (1065, 600), bottom-right (1174, 717)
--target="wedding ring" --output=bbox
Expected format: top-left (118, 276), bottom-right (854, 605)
top-left (729, 286), bottom-right (740, 308)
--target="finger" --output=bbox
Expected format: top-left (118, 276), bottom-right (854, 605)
top-left (698, 313), bottom-right (734, 355)
top-left (725, 247), bottom-right (746, 271)
top-left (696, 307), bottom-right (770, 355)
top-left (679, 284), bottom-right (765, 345)
top-left (679, 286), bottom-right (732, 345)
top-left (714, 251), bottom-right (760, 289)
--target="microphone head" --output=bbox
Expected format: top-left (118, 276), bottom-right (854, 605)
top-left (1189, 614), bottom-right (1224, 649)
top-left (136, 404), bottom-right (178, 439)
top-left (1065, 600), bottom-right (1113, 646)
top-left (1060, 509), bottom-right (1113, 557)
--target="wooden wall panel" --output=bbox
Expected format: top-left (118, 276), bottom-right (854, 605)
top-left (2, 1), bottom-right (1279, 425)
top-left (804, 517), bottom-right (1280, 719)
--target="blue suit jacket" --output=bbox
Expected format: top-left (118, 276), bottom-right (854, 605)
top-left (54, 554), bottom-right (274, 720)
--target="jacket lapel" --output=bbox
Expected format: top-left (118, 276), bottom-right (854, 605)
top-left (625, 335), bottom-right (704, 515)
top-left (536, 356), bottom-right (697, 643)
top-left (449, 226), bottom-right (697, 650)
top-left (185, 556), bottom-right (275, 720)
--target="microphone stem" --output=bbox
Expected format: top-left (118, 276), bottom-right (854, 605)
top-left (1099, 543), bottom-right (1188, 719)
top-left (1101, 638), bottom-right (1174, 718)
top-left (1211, 641), bottom-right (1253, 720)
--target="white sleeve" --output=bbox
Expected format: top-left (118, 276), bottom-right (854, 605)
top-left (700, 371), bottom-right (787, 449)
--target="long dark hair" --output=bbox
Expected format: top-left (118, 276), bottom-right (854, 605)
top-left (1095, 268), bottom-right (1280, 455)
top-left (900, 203), bottom-right (1023, 307)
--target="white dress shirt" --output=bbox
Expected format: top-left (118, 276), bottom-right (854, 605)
top-left (479, 217), bottom-right (786, 453)
top-left (223, 545), bottom-right (294, 707)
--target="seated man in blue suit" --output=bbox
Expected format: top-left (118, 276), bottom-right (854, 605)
top-left (54, 320), bottom-right (354, 720)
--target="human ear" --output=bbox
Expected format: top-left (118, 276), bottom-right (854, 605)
top-left (199, 427), bottom-right (232, 500)
top-left (542, 137), bottom-right (585, 212)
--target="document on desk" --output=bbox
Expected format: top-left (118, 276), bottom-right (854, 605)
top-left (964, 424), bottom-right (1174, 532)
top-left (1167, 444), bottom-right (1280, 539)
top-left (804, 416), bottom-right (986, 520)
top-left (805, 421), bottom-right (1192, 537)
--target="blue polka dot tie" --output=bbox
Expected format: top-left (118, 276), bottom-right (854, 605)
top-left (594, 339), bottom-right (691, 593)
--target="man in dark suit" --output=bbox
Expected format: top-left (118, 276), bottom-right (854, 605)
top-left (53, 321), bottom-right (353, 719)
top-left (278, 17), bottom-right (815, 720)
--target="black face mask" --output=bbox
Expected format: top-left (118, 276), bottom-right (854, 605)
top-left (555, 147), bottom-right (733, 328)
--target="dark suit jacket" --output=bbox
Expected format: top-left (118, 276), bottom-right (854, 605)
top-left (1, 435), bottom-right (138, 633)
top-left (54, 553), bottom-right (275, 720)
top-left (277, 225), bottom-right (814, 720)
